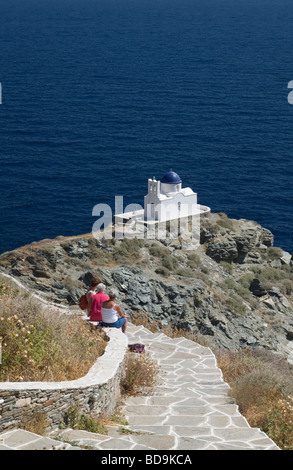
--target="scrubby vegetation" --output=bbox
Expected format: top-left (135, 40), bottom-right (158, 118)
top-left (85, 237), bottom-right (145, 266)
top-left (55, 349), bottom-right (159, 435)
top-left (120, 350), bottom-right (159, 396)
top-left (1, 213), bottom-right (293, 447)
top-left (216, 348), bottom-right (293, 450)
top-left (131, 312), bottom-right (293, 450)
top-left (0, 277), bottom-right (108, 382)
top-left (64, 406), bottom-right (109, 435)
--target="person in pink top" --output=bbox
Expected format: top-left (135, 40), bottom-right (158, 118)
top-left (90, 283), bottom-right (109, 322)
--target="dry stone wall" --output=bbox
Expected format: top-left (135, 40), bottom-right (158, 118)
top-left (0, 328), bottom-right (128, 432)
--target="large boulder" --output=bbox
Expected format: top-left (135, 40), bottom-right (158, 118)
top-left (206, 237), bottom-right (239, 262)
top-left (249, 278), bottom-right (267, 297)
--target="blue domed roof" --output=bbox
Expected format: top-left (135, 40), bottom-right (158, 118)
top-left (161, 170), bottom-right (182, 184)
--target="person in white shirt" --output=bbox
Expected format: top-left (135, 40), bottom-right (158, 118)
top-left (101, 289), bottom-right (128, 333)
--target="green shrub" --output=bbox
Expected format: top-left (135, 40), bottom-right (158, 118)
top-left (162, 254), bottom-right (178, 271)
top-left (239, 273), bottom-right (255, 289)
top-left (176, 267), bottom-right (196, 278)
top-left (155, 267), bottom-right (170, 276)
top-left (113, 238), bottom-right (143, 264)
top-left (225, 294), bottom-right (247, 315)
top-left (222, 278), bottom-right (252, 301)
top-left (219, 261), bottom-right (234, 274)
top-left (187, 253), bottom-right (202, 268)
top-left (281, 279), bottom-right (293, 296)
top-left (149, 244), bottom-right (169, 258)
top-left (251, 266), bottom-right (289, 281)
top-left (149, 243), bottom-right (178, 271)
top-left (65, 406), bottom-right (108, 434)
top-left (267, 246), bottom-right (283, 260)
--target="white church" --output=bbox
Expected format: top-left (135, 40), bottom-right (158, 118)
top-left (114, 169), bottom-right (210, 232)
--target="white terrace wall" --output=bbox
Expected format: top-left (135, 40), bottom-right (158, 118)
top-left (0, 328), bottom-right (128, 432)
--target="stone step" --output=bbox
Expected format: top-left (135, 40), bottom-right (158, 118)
top-left (0, 428), bottom-right (81, 450)
top-left (0, 276), bottom-right (281, 453)
top-left (53, 424), bottom-right (277, 450)
top-left (0, 322), bottom-right (279, 451)
top-left (122, 323), bottom-right (280, 450)
top-left (54, 427), bottom-right (176, 450)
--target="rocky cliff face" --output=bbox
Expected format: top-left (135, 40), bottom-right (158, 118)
top-left (1, 212), bottom-right (293, 362)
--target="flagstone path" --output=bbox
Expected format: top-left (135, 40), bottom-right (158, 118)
top-left (0, 322), bottom-right (280, 450)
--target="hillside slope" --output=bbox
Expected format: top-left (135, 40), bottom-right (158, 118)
top-left (0, 212), bottom-right (292, 362)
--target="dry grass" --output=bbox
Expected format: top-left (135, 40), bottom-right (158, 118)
top-left (132, 311), bottom-right (293, 449)
top-left (121, 351), bottom-right (159, 396)
top-left (216, 348), bottom-right (293, 450)
top-left (0, 279), bottom-right (108, 382)
top-left (20, 411), bottom-right (49, 435)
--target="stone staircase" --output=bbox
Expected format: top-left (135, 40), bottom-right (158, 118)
top-left (0, 322), bottom-right (280, 450)
top-left (55, 322), bottom-right (279, 450)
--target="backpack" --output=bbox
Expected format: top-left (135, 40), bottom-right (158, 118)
top-left (79, 294), bottom-right (88, 310)
top-left (128, 343), bottom-right (145, 354)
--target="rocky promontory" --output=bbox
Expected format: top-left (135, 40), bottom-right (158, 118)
top-left (1, 212), bottom-right (293, 363)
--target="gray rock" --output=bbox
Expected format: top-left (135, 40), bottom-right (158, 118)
top-left (249, 279), bottom-right (267, 297)
top-left (280, 251), bottom-right (292, 265)
top-left (206, 237), bottom-right (238, 262)
top-left (0, 212), bottom-right (292, 363)
top-left (260, 227), bottom-right (274, 247)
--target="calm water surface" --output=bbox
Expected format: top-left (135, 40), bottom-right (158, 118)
top-left (0, 0), bottom-right (292, 253)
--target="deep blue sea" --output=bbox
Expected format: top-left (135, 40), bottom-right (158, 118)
top-left (0, 0), bottom-right (293, 254)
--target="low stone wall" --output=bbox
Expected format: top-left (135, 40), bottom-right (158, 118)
top-left (0, 328), bottom-right (128, 432)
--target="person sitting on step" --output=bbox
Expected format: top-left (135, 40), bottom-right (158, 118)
top-left (90, 283), bottom-right (109, 322)
top-left (86, 277), bottom-right (101, 317)
top-left (101, 289), bottom-right (128, 333)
